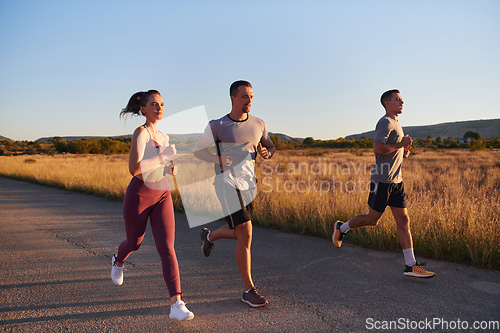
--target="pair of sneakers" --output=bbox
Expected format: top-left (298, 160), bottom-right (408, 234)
top-left (332, 221), bottom-right (435, 278)
top-left (111, 255), bottom-right (194, 321)
top-left (200, 228), bottom-right (268, 308)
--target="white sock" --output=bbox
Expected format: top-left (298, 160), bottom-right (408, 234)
top-left (207, 232), bottom-right (212, 243)
top-left (245, 288), bottom-right (253, 293)
top-left (339, 221), bottom-right (350, 233)
top-left (403, 248), bottom-right (417, 267)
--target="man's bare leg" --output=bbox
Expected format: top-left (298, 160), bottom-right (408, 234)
top-left (390, 206), bottom-right (412, 250)
top-left (207, 221), bottom-right (254, 290)
top-left (348, 208), bottom-right (384, 229)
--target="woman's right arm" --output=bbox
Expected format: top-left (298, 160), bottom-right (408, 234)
top-left (128, 127), bottom-right (145, 176)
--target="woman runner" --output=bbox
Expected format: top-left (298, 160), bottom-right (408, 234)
top-left (111, 90), bottom-right (194, 321)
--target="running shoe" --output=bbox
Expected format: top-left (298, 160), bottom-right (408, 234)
top-left (332, 220), bottom-right (347, 248)
top-left (200, 228), bottom-right (214, 257)
top-left (169, 300), bottom-right (194, 321)
top-left (404, 262), bottom-right (435, 278)
top-left (241, 287), bottom-right (268, 308)
top-left (111, 255), bottom-right (125, 286)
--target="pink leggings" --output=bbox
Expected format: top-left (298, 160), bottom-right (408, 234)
top-left (116, 176), bottom-right (181, 297)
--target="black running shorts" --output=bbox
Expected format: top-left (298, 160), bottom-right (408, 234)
top-left (368, 181), bottom-right (407, 213)
top-left (214, 182), bottom-right (255, 229)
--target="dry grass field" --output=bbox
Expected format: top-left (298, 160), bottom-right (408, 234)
top-left (0, 154), bottom-right (132, 200)
top-left (253, 148), bottom-right (500, 269)
top-left (0, 148), bottom-right (499, 269)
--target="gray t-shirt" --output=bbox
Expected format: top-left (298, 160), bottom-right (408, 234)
top-left (200, 114), bottom-right (270, 189)
top-left (370, 115), bottom-right (404, 184)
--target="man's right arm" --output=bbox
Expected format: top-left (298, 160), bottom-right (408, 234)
top-left (193, 136), bottom-right (218, 163)
top-left (373, 135), bottom-right (412, 156)
top-left (194, 137), bottom-right (233, 167)
top-left (193, 148), bottom-right (219, 164)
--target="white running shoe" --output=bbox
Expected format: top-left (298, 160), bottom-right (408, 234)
top-left (111, 255), bottom-right (124, 286)
top-left (169, 300), bottom-right (194, 321)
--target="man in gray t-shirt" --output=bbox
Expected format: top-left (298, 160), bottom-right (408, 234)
top-left (332, 89), bottom-right (435, 278)
top-left (194, 80), bottom-right (275, 308)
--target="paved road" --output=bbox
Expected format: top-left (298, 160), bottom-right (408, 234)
top-left (0, 177), bottom-right (499, 332)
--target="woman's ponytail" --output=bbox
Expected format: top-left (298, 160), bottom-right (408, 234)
top-left (120, 90), bottom-right (161, 119)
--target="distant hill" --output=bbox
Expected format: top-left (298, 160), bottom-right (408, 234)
top-left (0, 135), bottom-right (14, 142)
top-left (35, 133), bottom-right (202, 142)
top-left (13, 119), bottom-right (499, 144)
top-left (346, 119), bottom-right (500, 139)
top-left (269, 132), bottom-right (303, 142)
top-left (35, 135), bottom-right (130, 142)
top-left (35, 132), bottom-right (303, 142)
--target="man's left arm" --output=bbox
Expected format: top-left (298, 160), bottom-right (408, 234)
top-left (257, 138), bottom-right (276, 159)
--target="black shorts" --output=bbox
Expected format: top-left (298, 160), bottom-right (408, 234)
top-left (214, 182), bottom-right (256, 229)
top-left (368, 181), bottom-right (407, 213)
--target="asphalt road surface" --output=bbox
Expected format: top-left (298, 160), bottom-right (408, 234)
top-left (0, 177), bottom-right (499, 332)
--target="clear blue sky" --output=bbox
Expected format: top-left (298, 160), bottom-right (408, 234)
top-left (1, 0), bottom-right (499, 141)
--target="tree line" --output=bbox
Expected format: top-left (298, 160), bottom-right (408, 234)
top-left (272, 131), bottom-right (500, 151)
top-left (0, 135), bottom-right (200, 156)
top-left (1, 131), bottom-right (499, 156)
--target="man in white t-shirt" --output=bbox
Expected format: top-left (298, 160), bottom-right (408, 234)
top-left (194, 80), bottom-right (276, 307)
